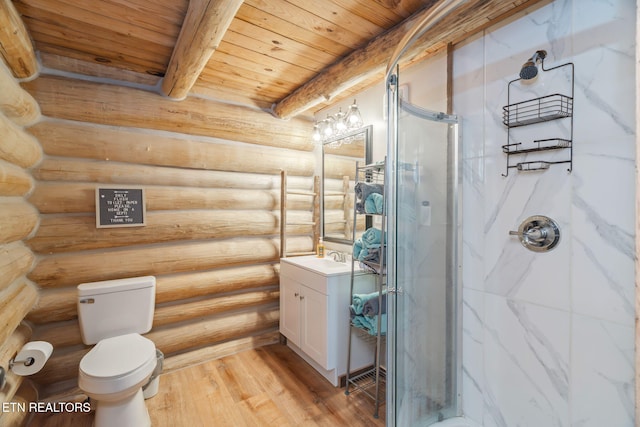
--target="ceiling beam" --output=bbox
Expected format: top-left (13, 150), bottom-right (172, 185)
top-left (0, 0), bottom-right (38, 79)
top-left (271, 0), bottom-right (548, 119)
top-left (161, 0), bottom-right (244, 100)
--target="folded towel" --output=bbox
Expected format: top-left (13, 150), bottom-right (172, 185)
top-left (361, 227), bottom-right (384, 248)
top-left (351, 314), bottom-right (387, 336)
top-left (362, 292), bottom-right (387, 317)
top-left (354, 182), bottom-right (383, 202)
top-left (364, 193), bottom-right (384, 214)
top-left (350, 291), bottom-right (380, 315)
top-left (353, 228), bottom-right (387, 262)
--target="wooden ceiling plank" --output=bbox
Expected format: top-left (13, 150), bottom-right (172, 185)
top-left (223, 28), bottom-right (327, 73)
top-left (0, 0), bottom-right (38, 78)
top-left (244, 0), bottom-right (367, 51)
top-left (215, 41), bottom-right (317, 84)
top-left (200, 68), bottom-right (296, 99)
top-left (25, 25), bottom-right (170, 75)
top-left (236, 4), bottom-right (350, 57)
top-left (199, 62), bottom-right (295, 96)
top-left (330, 0), bottom-right (409, 28)
top-left (284, 0), bottom-right (384, 42)
top-left (196, 73), bottom-right (292, 103)
top-left (161, 0), bottom-right (245, 100)
top-left (99, 0), bottom-right (189, 28)
top-left (22, 17), bottom-right (174, 64)
top-left (14, 0), bottom-right (181, 46)
top-left (228, 18), bottom-right (339, 67)
top-left (272, 0), bottom-right (546, 118)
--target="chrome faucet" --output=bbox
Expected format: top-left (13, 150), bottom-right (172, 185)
top-left (327, 251), bottom-right (346, 263)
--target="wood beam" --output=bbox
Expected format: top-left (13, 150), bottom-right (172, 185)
top-left (23, 75), bottom-right (311, 150)
top-left (0, 0), bottom-right (38, 78)
top-left (271, 0), bottom-right (548, 119)
top-left (161, 0), bottom-right (244, 99)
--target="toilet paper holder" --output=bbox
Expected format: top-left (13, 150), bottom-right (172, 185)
top-left (9, 341), bottom-right (54, 376)
top-left (9, 355), bottom-right (36, 369)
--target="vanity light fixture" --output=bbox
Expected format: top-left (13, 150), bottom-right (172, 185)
top-left (312, 99), bottom-right (364, 146)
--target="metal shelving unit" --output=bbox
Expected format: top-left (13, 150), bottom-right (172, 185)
top-left (344, 159), bottom-right (386, 419)
top-left (502, 59), bottom-right (575, 176)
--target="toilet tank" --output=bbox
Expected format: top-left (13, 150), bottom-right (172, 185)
top-left (77, 276), bottom-right (156, 345)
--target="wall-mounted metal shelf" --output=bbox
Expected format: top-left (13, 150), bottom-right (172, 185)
top-left (502, 57), bottom-right (574, 177)
top-left (502, 138), bottom-right (572, 154)
top-left (502, 94), bottom-right (573, 128)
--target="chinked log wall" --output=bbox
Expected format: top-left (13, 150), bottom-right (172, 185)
top-left (0, 61), bottom-right (41, 408)
top-left (19, 74), bottom-right (315, 398)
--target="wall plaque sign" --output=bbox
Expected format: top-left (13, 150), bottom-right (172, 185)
top-left (96, 187), bottom-right (146, 228)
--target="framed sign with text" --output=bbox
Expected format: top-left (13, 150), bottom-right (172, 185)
top-left (96, 187), bottom-right (146, 228)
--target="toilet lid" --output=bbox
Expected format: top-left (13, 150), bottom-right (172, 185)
top-left (80, 333), bottom-right (156, 379)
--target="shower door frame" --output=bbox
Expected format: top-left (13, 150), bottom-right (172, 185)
top-left (385, 71), bottom-right (463, 426)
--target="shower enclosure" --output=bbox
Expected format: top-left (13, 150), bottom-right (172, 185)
top-left (385, 69), bottom-right (461, 426)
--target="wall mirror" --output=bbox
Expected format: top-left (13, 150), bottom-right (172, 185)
top-left (322, 125), bottom-right (372, 244)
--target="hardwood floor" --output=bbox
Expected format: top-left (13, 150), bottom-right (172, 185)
top-left (27, 344), bottom-right (386, 427)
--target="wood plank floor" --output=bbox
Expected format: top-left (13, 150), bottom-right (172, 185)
top-left (28, 344), bottom-right (386, 427)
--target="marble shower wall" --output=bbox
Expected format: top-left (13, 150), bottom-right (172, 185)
top-left (455, 1), bottom-right (636, 426)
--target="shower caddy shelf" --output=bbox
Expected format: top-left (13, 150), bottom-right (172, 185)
top-left (345, 159), bottom-right (386, 419)
top-left (502, 60), bottom-right (574, 176)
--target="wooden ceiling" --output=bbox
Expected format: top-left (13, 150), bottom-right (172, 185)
top-left (7, 0), bottom-right (547, 118)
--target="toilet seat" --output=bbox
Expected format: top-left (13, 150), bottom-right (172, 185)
top-left (79, 333), bottom-right (157, 395)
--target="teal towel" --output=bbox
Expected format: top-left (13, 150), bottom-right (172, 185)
top-left (361, 227), bottom-right (384, 248)
top-left (364, 193), bottom-right (384, 214)
top-left (351, 291), bottom-right (380, 315)
top-left (351, 314), bottom-right (387, 336)
top-left (354, 228), bottom-right (386, 261)
top-left (353, 239), bottom-right (367, 261)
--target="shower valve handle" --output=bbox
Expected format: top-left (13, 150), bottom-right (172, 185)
top-left (508, 227), bottom-right (546, 241)
top-left (509, 215), bottom-right (560, 252)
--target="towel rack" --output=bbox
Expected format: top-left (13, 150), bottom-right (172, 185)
top-left (280, 170), bottom-right (320, 258)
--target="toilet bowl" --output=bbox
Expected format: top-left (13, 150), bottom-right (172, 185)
top-left (76, 276), bottom-right (158, 427)
top-left (79, 333), bottom-right (157, 427)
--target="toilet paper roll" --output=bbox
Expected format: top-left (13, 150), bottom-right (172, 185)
top-left (10, 341), bottom-right (53, 376)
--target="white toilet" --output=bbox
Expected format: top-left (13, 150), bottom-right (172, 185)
top-left (77, 276), bottom-right (158, 427)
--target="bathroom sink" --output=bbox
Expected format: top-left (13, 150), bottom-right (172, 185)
top-left (281, 255), bottom-right (356, 276)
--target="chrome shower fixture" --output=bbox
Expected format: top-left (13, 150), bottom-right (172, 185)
top-left (519, 50), bottom-right (547, 80)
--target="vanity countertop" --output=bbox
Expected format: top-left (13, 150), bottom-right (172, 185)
top-left (281, 255), bottom-right (360, 277)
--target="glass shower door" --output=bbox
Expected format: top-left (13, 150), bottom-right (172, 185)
top-left (386, 74), bottom-right (461, 426)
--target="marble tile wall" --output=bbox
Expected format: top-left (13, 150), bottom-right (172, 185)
top-left (454, 1), bottom-right (636, 426)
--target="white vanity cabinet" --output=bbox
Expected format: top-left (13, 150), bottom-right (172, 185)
top-left (279, 256), bottom-right (374, 386)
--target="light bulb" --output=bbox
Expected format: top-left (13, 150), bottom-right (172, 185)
top-left (346, 100), bottom-right (363, 130)
top-left (312, 124), bottom-right (322, 142)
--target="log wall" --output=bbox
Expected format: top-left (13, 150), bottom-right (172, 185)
top-left (18, 74), bottom-right (316, 398)
top-left (0, 60), bottom-right (40, 413)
